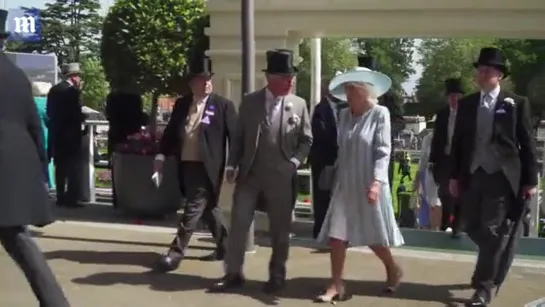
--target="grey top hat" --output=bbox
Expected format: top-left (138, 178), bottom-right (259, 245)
top-left (62, 63), bottom-right (81, 75)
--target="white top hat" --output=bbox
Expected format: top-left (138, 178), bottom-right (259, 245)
top-left (31, 81), bottom-right (53, 96)
top-left (328, 67), bottom-right (392, 101)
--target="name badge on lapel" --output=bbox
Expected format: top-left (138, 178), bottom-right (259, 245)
top-left (201, 116), bottom-right (211, 125)
top-left (496, 109), bottom-right (506, 114)
top-left (205, 110), bottom-right (215, 116)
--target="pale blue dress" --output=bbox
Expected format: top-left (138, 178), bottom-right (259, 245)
top-left (318, 105), bottom-right (404, 247)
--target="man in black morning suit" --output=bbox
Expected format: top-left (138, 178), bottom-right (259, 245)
top-left (0, 10), bottom-right (70, 306)
top-left (449, 47), bottom-right (538, 307)
top-left (47, 63), bottom-right (86, 207)
top-left (154, 56), bottom-right (238, 271)
top-left (309, 79), bottom-right (344, 239)
top-left (429, 78), bottom-right (464, 237)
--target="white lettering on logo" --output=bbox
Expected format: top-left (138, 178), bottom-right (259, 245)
top-left (13, 16), bottom-right (36, 34)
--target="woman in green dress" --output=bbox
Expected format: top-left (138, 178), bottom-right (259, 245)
top-left (32, 81), bottom-right (55, 189)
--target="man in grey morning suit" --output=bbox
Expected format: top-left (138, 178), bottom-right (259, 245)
top-left (210, 49), bottom-right (312, 294)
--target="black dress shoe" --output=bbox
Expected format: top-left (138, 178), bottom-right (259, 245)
top-left (155, 253), bottom-right (183, 272)
top-left (199, 250), bottom-right (225, 261)
top-left (263, 279), bottom-right (286, 294)
top-left (209, 274), bottom-right (245, 292)
top-left (465, 290), bottom-right (490, 307)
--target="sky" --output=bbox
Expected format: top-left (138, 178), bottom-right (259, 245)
top-left (9, 0), bottom-right (422, 94)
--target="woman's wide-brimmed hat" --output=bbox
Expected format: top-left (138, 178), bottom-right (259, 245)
top-left (328, 67), bottom-right (392, 101)
top-left (473, 47), bottom-right (509, 77)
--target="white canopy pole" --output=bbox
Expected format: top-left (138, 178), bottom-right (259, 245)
top-left (309, 37), bottom-right (322, 114)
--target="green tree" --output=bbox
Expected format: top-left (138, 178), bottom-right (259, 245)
top-left (296, 38), bottom-right (356, 102)
top-left (19, 0), bottom-right (103, 64)
top-left (498, 39), bottom-right (545, 116)
top-left (415, 38), bottom-right (497, 117)
top-left (81, 57), bottom-right (109, 111)
top-left (100, 0), bottom-right (207, 94)
top-left (354, 38), bottom-right (416, 95)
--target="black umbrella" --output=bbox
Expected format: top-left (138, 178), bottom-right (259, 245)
top-left (494, 196), bottom-right (531, 296)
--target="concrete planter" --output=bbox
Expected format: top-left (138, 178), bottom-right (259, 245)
top-left (113, 154), bottom-right (181, 217)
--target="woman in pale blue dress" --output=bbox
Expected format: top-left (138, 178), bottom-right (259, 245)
top-left (316, 67), bottom-right (404, 303)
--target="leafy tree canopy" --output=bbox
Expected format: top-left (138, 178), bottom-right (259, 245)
top-left (101, 0), bottom-right (208, 94)
top-left (81, 57), bottom-right (109, 111)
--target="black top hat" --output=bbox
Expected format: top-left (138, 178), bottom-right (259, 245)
top-left (188, 56), bottom-right (213, 77)
top-left (263, 49), bottom-right (298, 75)
top-left (473, 47), bottom-right (509, 77)
top-left (357, 55), bottom-right (379, 70)
top-left (444, 78), bottom-right (464, 95)
top-left (0, 9), bottom-right (9, 39)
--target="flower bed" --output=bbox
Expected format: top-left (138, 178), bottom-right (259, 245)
top-left (113, 128), bottom-right (180, 218)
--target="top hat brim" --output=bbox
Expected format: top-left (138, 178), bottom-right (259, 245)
top-left (328, 68), bottom-right (392, 102)
top-left (473, 61), bottom-right (510, 77)
top-left (262, 67), bottom-right (299, 75)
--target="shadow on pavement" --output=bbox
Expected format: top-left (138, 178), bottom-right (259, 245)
top-left (45, 250), bottom-right (162, 269)
top-left (53, 203), bottom-right (182, 228)
top-left (282, 277), bottom-right (469, 306)
top-left (71, 271), bottom-right (281, 305)
top-left (44, 248), bottom-right (217, 268)
top-left (69, 270), bottom-right (469, 306)
top-left (37, 234), bottom-right (214, 252)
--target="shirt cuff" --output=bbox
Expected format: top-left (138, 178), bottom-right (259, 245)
top-left (155, 154), bottom-right (165, 161)
top-left (290, 158), bottom-right (300, 168)
top-left (225, 166), bottom-right (235, 171)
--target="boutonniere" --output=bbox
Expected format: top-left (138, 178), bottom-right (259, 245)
top-left (503, 97), bottom-right (515, 106)
top-left (284, 101), bottom-right (293, 112)
top-left (288, 114), bottom-right (300, 125)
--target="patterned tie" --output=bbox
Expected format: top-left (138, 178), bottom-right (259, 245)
top-left (483, 93), bottom-right (493, 108)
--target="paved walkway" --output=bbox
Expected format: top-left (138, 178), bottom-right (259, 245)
top-left (1, 222), bottom-right (544, 307)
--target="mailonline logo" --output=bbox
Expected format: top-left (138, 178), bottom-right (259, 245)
top-left (526, 298), bottom-right (545, 307)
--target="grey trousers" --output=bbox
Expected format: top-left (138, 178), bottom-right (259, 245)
top-left (0, 226), bottom-right (70, 307)
top-left (225, 170), bottom-right (295, 281)
top-left (463, 170), bottom-right (514, 296)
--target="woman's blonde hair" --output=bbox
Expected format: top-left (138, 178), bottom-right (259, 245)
top-left (32, 81), bottom-right (53, 97)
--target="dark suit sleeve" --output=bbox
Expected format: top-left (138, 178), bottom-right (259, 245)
top-left (227, 96), bottom-right (246, 168)
top-left (516, 97), bottom-right (538, 187)
top-left (223, 98), bottom-right (238, 157)
top-left (449, 102), bottom-right (465, 180)
top-left (159, 98), bottom-right (183, 156)
top-left (309, 104), bottom-right (325, 164)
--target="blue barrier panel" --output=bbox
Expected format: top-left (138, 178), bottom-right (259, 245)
top-left (6, 8), bottom-right (41, 42)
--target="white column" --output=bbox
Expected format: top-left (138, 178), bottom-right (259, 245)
top-left (309, 37), bottom-right (322, 113)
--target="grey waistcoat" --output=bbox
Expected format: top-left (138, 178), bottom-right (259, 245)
top-left (249, 103), bottom-right (285, 174)
top-left (470, 95), bottom-right (501, 173)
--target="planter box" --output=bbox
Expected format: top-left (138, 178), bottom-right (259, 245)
top-left (113, 153), bottom-right (181, 217)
